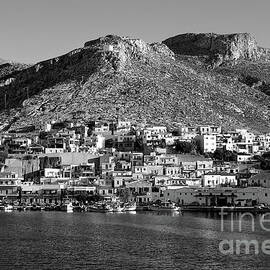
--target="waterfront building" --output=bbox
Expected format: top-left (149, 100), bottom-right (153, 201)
top-left (0, 172), bottom-right (21, 202)
top-left (202, 172), bottom-right (237, 187)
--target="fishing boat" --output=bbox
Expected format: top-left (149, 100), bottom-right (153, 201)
top-left (122, 202), bottom-right (137, 211)
top-left (30, 204), bottom-right (42, 211)
top-left (136, 205), bottom-right (151, 211)
top-left (15, 205), bottom-right (26, 211)
top-left (4, 204), bottom-right (14, 212)
top-left (150, 202), bottom-right (180, 212)
top-left (60, 202), bottom-right (73, 213)
top-left (44, 204), bottom-right (55, 211)
top-left (87, 202), bottom-right (113, 213)
top-left (111, 202), bottom-right (124, 212)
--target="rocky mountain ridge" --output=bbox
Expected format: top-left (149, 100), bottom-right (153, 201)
top-left (0, 33), bottom-right (270, 132)
top-left (0, 58), bottom-right (8, 65)
top-left (163, 33), bottom-right (270, 67)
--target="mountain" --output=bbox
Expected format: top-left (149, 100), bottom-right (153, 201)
top-left (0, 58), bottom-right (29, 84)
top-left (0, 58), bottom-right (8, 65)
top-left (0, 33), bottom-right (270, 132)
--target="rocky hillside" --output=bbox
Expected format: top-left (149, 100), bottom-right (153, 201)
top-left (0, 60), bottom-right (29, 85)
top-left (1, 33), bottom-right (270, 132)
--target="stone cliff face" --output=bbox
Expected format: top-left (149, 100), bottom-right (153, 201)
top-left (163, 33), bottom-right (261, 67)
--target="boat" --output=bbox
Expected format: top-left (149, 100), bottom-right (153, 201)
top-left (111, 203), bottom-right (124, 212)
top-left (122, 202), bottom-right (137, 211)
top-left (136, 205), bottom-right (151, 211)
top-left (44, 204), bottom-right (56, 211)
top-left (14, 205), bottom-right (26, 211)
top-left (30, 204), bottom-right (42, 211)
top-left (87, 202), bottom-right (113, 213)
top-left (73, 205), bottom-right (86, 212)
top-left (150, 202), bottom-right (180, 212)
top-left (4, 204), bottom-right (14, 212)
top-left (60, 202), bottom-right (73, 212)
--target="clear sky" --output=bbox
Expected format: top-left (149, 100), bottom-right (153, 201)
top-left (0, 0), bottom-right (269, 64)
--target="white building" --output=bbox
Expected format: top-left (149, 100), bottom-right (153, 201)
top-left (195, 135), bottom-right (216, 153)
top-left (202, 172), bottom-right (237, 187)
top-left (237, 153), bottom-right (252, 163)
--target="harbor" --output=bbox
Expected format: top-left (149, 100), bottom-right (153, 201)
top-left (0, 200), bottom-right (180, 213)
top-left (0, 209), bottom-right (269, 269)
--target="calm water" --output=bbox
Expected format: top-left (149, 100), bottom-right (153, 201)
top-left (0, 211), bottom-right (270, 269)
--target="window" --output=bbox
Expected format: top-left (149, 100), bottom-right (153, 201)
top-left (265, 193), bottom-right (268, 197)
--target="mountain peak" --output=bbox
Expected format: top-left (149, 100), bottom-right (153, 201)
top-left (83, 34), bottom-right (174, 71)
top-left (163, 32), bottom-right (261, 67)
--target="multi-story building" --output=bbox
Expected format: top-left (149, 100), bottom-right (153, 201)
top-left (202, 172), bottom-right (237, 187)
top-left (0, 172), bottom-right (21, 202)
top-left (195, 134), bottom-right (216, 153)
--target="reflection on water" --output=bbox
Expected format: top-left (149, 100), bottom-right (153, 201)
top-left (0, 211), bottom-right (269, 270)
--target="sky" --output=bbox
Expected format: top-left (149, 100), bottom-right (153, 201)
top-left (0, 0), bottom-right (269, 64)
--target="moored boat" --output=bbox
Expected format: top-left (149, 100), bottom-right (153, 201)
top-left (15, 205), bottom-right (26, 211)
top-left (150, 202), bottom-right (180, 212)
top-left (73, 205), bottom-right (86, 212)
top-left (25, 204), bottom-right (32, 211)
top-left (87, 202), bottom-right (113, 213)
top-left (60, 202), bottom-right (74, 212)
top-left (136, 205), bottom-right (151, 211)
top-left (111, 203), bottom-right (124, 212)
top-left (44, 204), bottom-right (55, 211)
top-left (4, 204), bottom-right (14, 212)
top-left (30, 204), bottom-right (42, 211)
top-left (122, 202), bottom-right (137, 211)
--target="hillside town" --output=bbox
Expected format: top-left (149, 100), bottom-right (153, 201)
top-left (1, 118), bottom-right (270, 212)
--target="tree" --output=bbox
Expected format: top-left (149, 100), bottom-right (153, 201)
top-left (174, 140), bottom-right (197, 154)
top-left (213, 148), bottom-right (237, 162)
